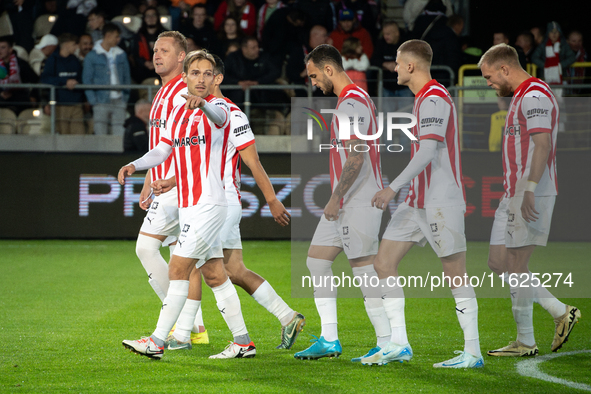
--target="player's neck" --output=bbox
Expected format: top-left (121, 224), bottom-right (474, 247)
top-left (409, 73), bottom-right (432, 95)
top-left (214, 87), bottom-right (224, 99)
top-left (510, 69), bottom-right (533, 92)
top-left (160, 67), bottom-right (183, 86)
top-left (333, 73), bottom-right (354, 96)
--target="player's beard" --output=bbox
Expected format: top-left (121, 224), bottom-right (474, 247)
top-left (321, 76), bottom-right (334, 96)
top-left (496, 82), bottom-right (513, 98)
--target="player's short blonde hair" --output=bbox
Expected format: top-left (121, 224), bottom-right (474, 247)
top-left (157, 31), bottom-right (188, 55)
top-left (478, 43), bottom-right (520, 69)
top-left (398, 39), bottom-right (433, 66)
top-left (183, 50), bottom-right (216, 74)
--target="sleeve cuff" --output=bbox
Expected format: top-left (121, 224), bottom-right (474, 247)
top-left (420, 133), bottom-right (444, 142)
top-left (236, 139), bottom-right (256, 151)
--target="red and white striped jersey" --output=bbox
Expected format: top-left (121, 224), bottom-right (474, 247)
top-left (329, 84), bottom-right (383, 208)
top-left (149, 74), bottom-right (188, 183)
top-left (223, 98), bottom-right (255, 206)
top-left (406, 79), bottom-right (465, 208)
top-left (503, 77), bottom-right (558, 197)
top-left (160, 95), bottom-right (231, 208)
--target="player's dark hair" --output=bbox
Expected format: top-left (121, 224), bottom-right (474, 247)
top-left (304, 44), bottom-right (343, 72)
top-left (398, 39), bottom-right (433, 65)
top-left (478, 43), bottom-right (520, 69)
top-left (211, 54), bottom-right (225, 75)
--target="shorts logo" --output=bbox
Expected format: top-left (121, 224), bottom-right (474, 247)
top-left (147, 217), bottom-right (154, 224)
top-left (344, 242), bottom-right (350, 249)
top-left (151, 202), bottom-right (159, 210)
top-left (507, 231), bottom-right (514, 239)
top-left (343, 226), bottom-right (349, 235)
top-left (182, 224), bottom-right (190, 233)
top-left (508, 213), bottom-right (515, 223)
top-left (430, 223), bottom-right (438, 232)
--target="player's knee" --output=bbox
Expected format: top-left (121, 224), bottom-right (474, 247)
top-left (306, 257), bottom-right (333, 275)
top-left (136, 235), bottom-right (162, 260)
top-left (487, 258), bottom-right (504, 275)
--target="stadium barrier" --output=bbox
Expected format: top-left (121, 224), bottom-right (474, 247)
top-left (0, 151), bottom-right (588, 241)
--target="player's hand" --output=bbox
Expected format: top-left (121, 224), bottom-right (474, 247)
top-left (181, 94), bottom-right (205, 110)
top-left (521, 191), bottom-right (539, 223)
top-left (268, 198), bottom-right (291, 226)
top-left (151, 177), bottom-right (176, 196)
top-left (371, 188), bottom-right (395, 210)
top-left (118, 164), bottom-right (136, 185)
top-left (139, 183), bottom-right (153, 210)
top-left (323, 198), bottom-right (340, 221)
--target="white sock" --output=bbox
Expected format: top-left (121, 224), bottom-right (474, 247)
top-left (511, 275), bottom-right (535, 346)
top-left (174, 299), bottom-right (200, 342)
top-left (251, 281), bottom-right (295, 326)
top-left (451, 285), bottom-right (481, 357)
top-left (152, 280), bottom-right (189, 341)
top-left (380, 278), bottom-right (408, 345)
top-left (307, 257), bottom-right (338, 341)
top-left (352, 266), bottom-right (391, 347)
top-left (136, 234), bottom-right (169, 301)
top-left (502, 271), bottom-right (566, 319)
top-left (212, 278), bottom-right (248, 337)
top-left (193, 306), bottom-right (204, 332)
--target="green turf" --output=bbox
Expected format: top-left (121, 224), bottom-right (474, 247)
top-left (0, 240), bottom-right (590, 393)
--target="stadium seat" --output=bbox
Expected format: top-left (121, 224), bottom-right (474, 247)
top-left (0, 108), bottom-right (17, 134)
top-left (17, 108), bottom-right (48, 135)
top-left (140, 77), bottom-right (161, 101)
top-left (112, 15), bottom-right (142, 34)
top-left (13, 45), bottom-right (29, 61)
top-left (33, 15), bottom-right (57, 40)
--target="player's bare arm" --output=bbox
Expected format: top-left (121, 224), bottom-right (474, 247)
top-left (522, 132), bottom-right (552, 223)
top-left (239, 144), bottom-right (291, 226)
top-left (138, 173), bottom-right (153, 210)
top-left (324, 139), bottom-right (365, 221)
top-left (118, 164), bottom-right (136, 185)
top-left (152, 176), bottom-right (177, 196)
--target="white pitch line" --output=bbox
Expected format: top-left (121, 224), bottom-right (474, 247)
top-left (516, 350), bottom-right (591, 392)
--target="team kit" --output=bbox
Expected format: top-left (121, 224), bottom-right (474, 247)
top-left (116, 31), bottom-right (580, 368)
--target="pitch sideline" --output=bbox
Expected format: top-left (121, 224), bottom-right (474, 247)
top-left (516, 350), bottom-right (591, 392)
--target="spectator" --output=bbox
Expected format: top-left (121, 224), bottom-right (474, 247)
top-left (83, 23), bottom-right (131, 136)
top-left (0, 35), bottom-right (39, 114)
top-left (129, 7), bottom-right (165, 83)
top-left (286, 24), bottom-right (331, 92)
top-left (29, 34), bottom-right (58, 75)
top-left (3, 0), bottom-right (35, 51)
top-left (261, 7), bottom-right (308, 68)
top-left (488, 97), bottom-right (509, 152)
top-left (217, 16), bottom-right (244, 59)
top-left (492, 31), bottom-right (509, 45)
top-left (411, 0), bottom-right (462, 86)
top-left (40, 33), bottom-right (85, 134)
top-left (532, 21), bottom-right (576, 87)
top-left (515, 31), bottom-right (535, 64)
top-left (371, 21), bottom-right (412, 97)
top-left (224, 36), bottom-right (281, 107)
top-left (341, 36), bottom-right (369, 91)
top-left (214, 0), bottom-right (257, 37)
top-left (329, 9), bottom-right (373, 58)
top-left (565, 30), bottom-right (587, 93)
top-left (186, 36), bottom-right (200, 52)
top-left (447, 14), bottom-right (464, 36)
top-left (180, 4), bottom-right (218, 54)
top-left (87, 8), bottom-right (107, 44)
top-left (256, 0), bottom-right (284, 41)
top-left (50, 0), bottom-right (97, 37)
top-left (531, 26), bottom-right (544, 46)
top-left (76, 33), bottom-right (93, 61)
top-left (403, 0), bottom-right (452, 32)
top-left (343, 0), bottom-right (378, 39)
top-left (294, 0), bottom-right (335, 33)
top-left (123, 99), bottom-right (150, 153)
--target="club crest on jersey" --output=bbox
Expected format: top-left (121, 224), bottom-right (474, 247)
top-left (173, 135), bottom-right (206, 147)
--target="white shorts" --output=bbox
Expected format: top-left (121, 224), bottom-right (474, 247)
top-left (382, 202), bottom-right (467, 258)
top-left (140, 187), bottom-right (180, 245)
top-left (220, 204), bottom-right (242, 250)
top-left (311, 206), bottom-right (381, 260)
top-left (174, 203), bottom-right (227, 266)
top-left (490, 195), bottom-right (555, 247)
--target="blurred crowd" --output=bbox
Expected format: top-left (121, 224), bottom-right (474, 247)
top-left (0, 0), bottom-right (587, 139)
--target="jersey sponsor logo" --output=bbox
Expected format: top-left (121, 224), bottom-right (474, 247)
top-left (421, 117), bottom-right (444, 127)
top-left (150, 119), bottom-right (166, 128)
top-left (526, 108), bottom-right (549, 118)
top-left (348, 116), bottom-right (365, 125)
top-left (172, 135), bottom-right (206, 147)
top-left (234, 123), bottom-right (251, 137)
top-left (505, 125), bottom-right (521, 136)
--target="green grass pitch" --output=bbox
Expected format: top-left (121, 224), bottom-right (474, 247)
top-left (1, 240), bottom-right (589, 393)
